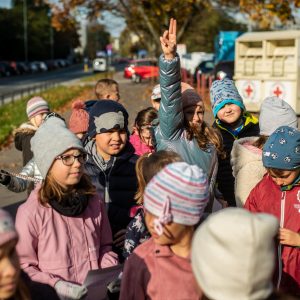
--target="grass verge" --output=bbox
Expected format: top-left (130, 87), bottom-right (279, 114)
top-left (79, 70), bottom-right (115, 83)
top-left (0, 85), bottom-right (92, 146)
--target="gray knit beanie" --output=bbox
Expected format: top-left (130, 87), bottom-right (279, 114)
top-left (192, 208), bottom-right (278, 300)
top-left (259, 97), bottom-right (298, 136)
top-left (31, 117), bottom-right (84, 178)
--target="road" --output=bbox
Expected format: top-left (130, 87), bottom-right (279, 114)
top-left (0, 64), bottom-right (94, 102)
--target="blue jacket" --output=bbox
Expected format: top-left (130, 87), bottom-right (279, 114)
top-left (154, 54), bottom-right (217, 186)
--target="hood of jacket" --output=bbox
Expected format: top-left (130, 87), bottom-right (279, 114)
top-left (14, 122), bottom-right (37, 135)
top-left (231, 136), bottom-right (262, 177)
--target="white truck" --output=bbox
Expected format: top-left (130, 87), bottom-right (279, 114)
top-left (235, 30), bottom-right (300, 114)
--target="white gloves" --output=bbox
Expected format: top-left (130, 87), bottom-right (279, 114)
top-left (55, 280), bottom-right (87, 300)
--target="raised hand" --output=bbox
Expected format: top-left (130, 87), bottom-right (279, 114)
top-left (160, 18), bottom-right (177, 60)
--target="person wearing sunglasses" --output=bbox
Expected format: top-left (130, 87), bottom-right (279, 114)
top-left (15, 116), bottom-right (118, 300)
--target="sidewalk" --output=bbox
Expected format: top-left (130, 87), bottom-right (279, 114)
top-left (0, 72), bottom-right (153, 208)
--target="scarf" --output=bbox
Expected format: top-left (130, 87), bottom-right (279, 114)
top-left (49, 192), bottom-right (89, 217)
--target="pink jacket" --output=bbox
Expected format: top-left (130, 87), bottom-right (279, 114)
top-left (120, 238), bottom-right (201, 300)
top-left (129, 133), bottom-right (154, 156)
top-left (16, 186), bottom-right (117, 287)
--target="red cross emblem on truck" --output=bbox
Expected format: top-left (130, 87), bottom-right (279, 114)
top-left (273, 86), bottom-right (283, 97)
top-left (245, 85), bottom-right (253, 97)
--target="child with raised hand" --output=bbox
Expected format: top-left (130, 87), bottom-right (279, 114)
top-left (85, 100), bottom-right (138, 260)
top-left (14, 96), bottom-right (50, 167)
top-left (130, 107), bottom-right (157, 156)
top-left (153, 19), bottom-right (222, 206)
top-left (123, 150), bottom-right (182, 259)
top-left (0, 209), bottom-right (59, 300)
top-left (210, 78), bottom-right (259, 206)
top-left (245, 126), bottom-right (300, 296)
top-left (15, 117), bottom-right (118, 300)
top-left (120, 162), bottom-right (209, 299)
top-left (231, 96), bottom-right (298, 207)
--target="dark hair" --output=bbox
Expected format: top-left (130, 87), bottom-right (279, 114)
top-left (38, 173), bottom-right (95, 205)
top-left (133, 107), bottom-right (157, 134)
top-left (252, 135), bottom-right (268, 150)
top-left (186, 121), bottom-right (225, 159)
top-left (95, 78), bottom-right (119, 100)
top-left (134, 151), bottom-right (182, 204)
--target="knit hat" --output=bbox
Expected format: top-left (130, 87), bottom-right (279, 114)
top-left (210, 79), bottom-right (245, 117)
top-left (0, 209), bottom-right (18, 247)
top-left (88, 100), bottom-right (129, 138)
top-left (69, 100), bottom-right (89, 134)
top-left (26, 96), bottom-right (50, 119)
top-left (262, 126), bottom-right (300, 170)
top-left (31, 117), bottom-right (84, 178)
top-left (151, 83), bottom-right (202, 109)
top-left (151, 84), bottom-right (161, 100)
top-left (259, 96), bottom-right (298, 136)
top-left (191, 208), bottom-right (278, 300)
top-left (144, 162), bottom-right (209, 234)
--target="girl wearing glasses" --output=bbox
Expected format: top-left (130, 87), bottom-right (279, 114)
top-left (15, 117), bottom-right (118, 300)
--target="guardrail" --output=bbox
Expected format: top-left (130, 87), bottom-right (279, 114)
top-left (0, 80), bottom-right (59, 106)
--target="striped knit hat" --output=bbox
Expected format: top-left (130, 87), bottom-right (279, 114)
top-left (210, 79), bottom-right (245, 117)
top-left (26, 96), bottom-right (50, 119)
top-left (144, 162), bottom-right (209, 234)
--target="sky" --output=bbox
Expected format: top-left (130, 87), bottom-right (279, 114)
top-left (0, 0), bottom-right (11, 9)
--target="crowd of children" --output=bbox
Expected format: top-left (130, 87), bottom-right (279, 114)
top-left (0, 17), bottom-right (299, 300)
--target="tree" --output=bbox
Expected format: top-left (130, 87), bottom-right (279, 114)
top-left (48, 0), bottom-right (300, 55)
top-left (85, 23), bottom-right (110, 59)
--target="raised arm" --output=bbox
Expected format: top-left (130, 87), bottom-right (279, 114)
top-left (158, 18), bottom-right (183, 140)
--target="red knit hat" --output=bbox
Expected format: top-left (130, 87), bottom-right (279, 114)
top-left (69, 100), bottom-right (89, 134)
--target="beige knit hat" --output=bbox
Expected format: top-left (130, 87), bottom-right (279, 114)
top-left (191, 208), bottom-right (278, 300)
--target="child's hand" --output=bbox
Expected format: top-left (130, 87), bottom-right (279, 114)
top-left (279, 228), bottom-right (300, 247)
top-left (160, 18), bottom-right (177, 60)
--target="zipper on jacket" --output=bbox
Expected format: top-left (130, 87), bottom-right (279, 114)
top-left (104, 157), bottom-right (116, 212)
top-left (277, 191), bottom-right (286, 290)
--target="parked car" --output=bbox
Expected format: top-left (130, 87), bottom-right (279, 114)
top-left (112, 58), bottom-right (131, 72)
top-left (213, 61), bottom-right (234, 80)
top-left (16, 62), bottom-right (30, 74)
top-left (0, 61), bottom-right (15, 77)
top-left (93, 57), bottom-right (107, 72)
top-left (193, 60), bottom-right (215, 83)
top-left (124, 59), bottom-right (158, 83)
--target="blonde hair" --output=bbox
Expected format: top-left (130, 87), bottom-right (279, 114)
top-left (135, 151), bottom-right (182, 205)
top-left (38, 173), bottom-right (95, 205)
top-left (95, 79), bottom-right (118, 100)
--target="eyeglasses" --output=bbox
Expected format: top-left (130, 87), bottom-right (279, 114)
top-left (43, 112), bottom-right (65, 123)
top-left (56, 153), bottom-right (88, 166)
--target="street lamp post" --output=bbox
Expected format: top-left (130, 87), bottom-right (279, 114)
top-left (23, 0), bottom-right (28, 62)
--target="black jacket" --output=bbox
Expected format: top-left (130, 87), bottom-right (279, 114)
top-left (85, 141), bottom-right (138, 235)
top-left (214, 113), bottom-right (259, 206)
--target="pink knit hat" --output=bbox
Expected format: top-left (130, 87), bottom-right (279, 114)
top-left (144, 162), bottom-right (209, 235)
top-left (26, 96), bottom-right (50, 119)
top-left (0, 209), bottom-right (18, 247)
top-left (181, 82), bottom-right (203, 109)
top-left (69, 100), bottom-right (89, 134)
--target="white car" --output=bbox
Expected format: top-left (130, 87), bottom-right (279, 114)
top-left (93, 58), bottom-right (107, 72)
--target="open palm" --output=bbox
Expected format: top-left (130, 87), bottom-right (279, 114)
top-left (160, 18), bottom-right (177, 60)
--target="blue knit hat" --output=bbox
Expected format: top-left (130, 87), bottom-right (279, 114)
top-left (262, 126), bottom-right (300, 170)
top-left (144, 162), bottom-right (209, 235)
top-left (88, 100), bottom-right (128, 138)
top-left (210, 79), bottom-right (245, 117)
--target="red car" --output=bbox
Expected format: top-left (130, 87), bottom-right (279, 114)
top-left (124, 59), bottom-right (158, 83)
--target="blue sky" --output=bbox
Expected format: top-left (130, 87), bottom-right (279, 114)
top-left (0, 0), bottom-right (11, 9)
